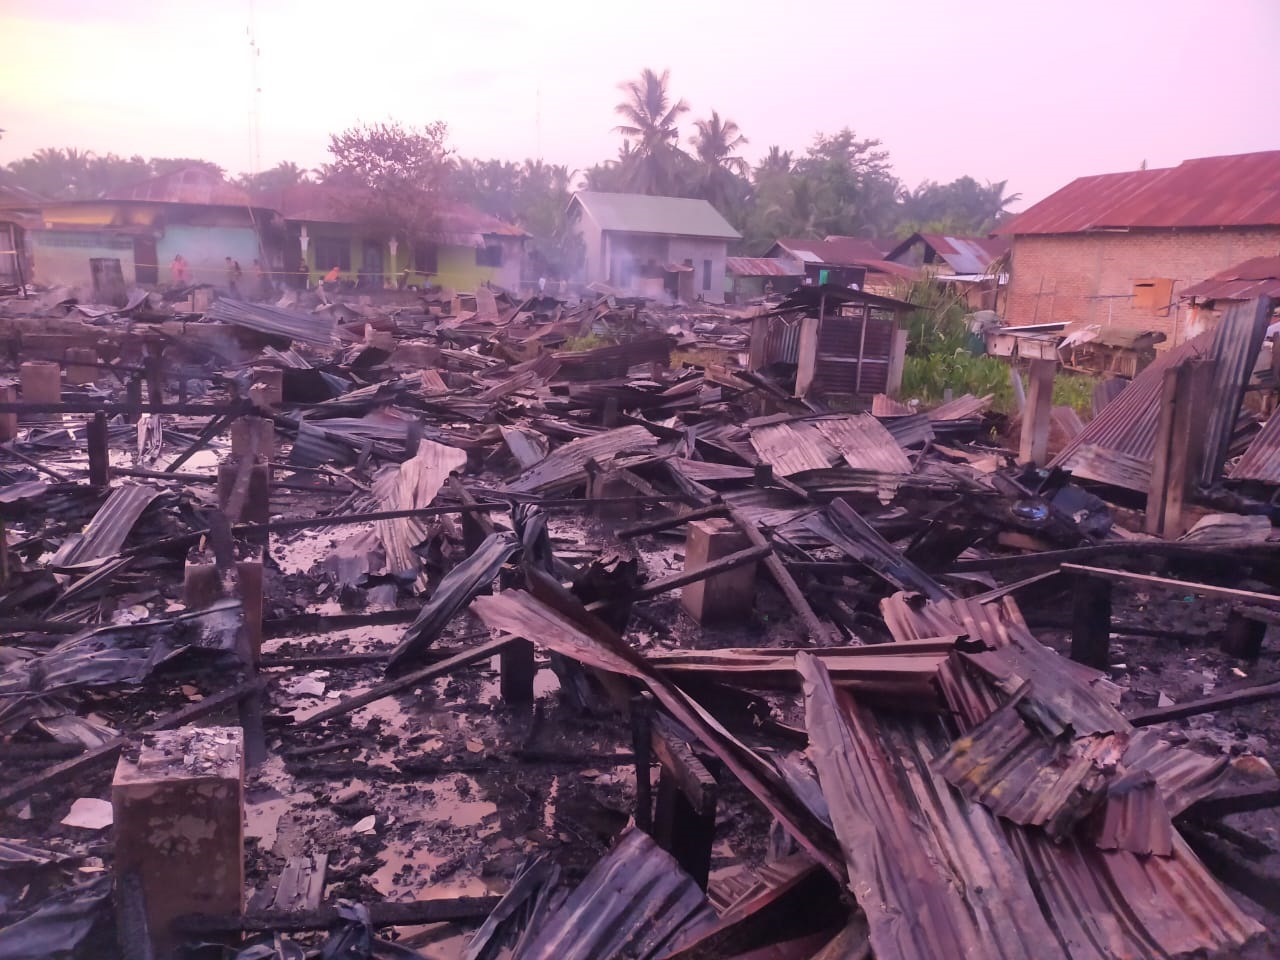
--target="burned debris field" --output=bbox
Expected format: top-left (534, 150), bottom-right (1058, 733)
top-left (0, 280), bottom-right (1277, 960)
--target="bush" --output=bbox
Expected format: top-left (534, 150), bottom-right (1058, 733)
top-left (902, 351), bottom-right (1014, 409)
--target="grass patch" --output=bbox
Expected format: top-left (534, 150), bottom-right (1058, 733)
top-left (1052, 373), bottom-right (1098, 417)
top-left (560, 333), bottom-right (612, 351)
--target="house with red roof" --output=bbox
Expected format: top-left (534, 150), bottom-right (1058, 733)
top-left (996, 151), bottom-right (1280, 343)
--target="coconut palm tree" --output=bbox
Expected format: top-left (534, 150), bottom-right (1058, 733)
top-left (753, 146), bottom-right (792, 181)
top-left (689, 110), bottom-right (749, 212)
top-left (613, 68), bottom-right (689, 195)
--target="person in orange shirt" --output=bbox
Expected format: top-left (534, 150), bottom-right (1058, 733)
top-left (170, 254), bottom-right (189, 288)
top-left (323, 265), bottom-right (341, 293)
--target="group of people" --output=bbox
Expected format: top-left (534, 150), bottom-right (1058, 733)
top-left (166, 253), bottom-right (278, 300)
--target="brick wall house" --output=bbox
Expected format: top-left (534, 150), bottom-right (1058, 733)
top-left (998, 152), bottom-right (1280, 345)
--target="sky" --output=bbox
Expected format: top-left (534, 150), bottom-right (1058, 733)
top-left (2, 0), bottom-right (1278, 210)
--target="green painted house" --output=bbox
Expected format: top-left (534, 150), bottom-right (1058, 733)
top-left (272, 184), bottom-right (527, 292)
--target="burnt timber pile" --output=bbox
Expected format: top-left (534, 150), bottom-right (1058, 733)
top-left (0, 283), bottom-right (1277, 960)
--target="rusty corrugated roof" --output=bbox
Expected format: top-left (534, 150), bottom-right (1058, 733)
top-left (1051, 334), bottom-right (1210, 489)
top-left (725, 256), bottom-right (805, 278)
top-left (106, 167), bottom-right (256, 207)
top-left (1233, 411), bottom-right (1280, 483)
top-left (999, 151), bottom-right (1280, 235)
top-left (885, 233), bottom-right (1010, 274)
top-left (1181, 255), bottom-right (1280, 303)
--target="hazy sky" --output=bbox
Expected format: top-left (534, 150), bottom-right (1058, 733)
top-left (2, 0), bottom-right (1278, 209)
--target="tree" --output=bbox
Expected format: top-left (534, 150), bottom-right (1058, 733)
top-left (898, 176), bottom-right (1021, 235)
top-left (792, 129), bottom-right (901, 238)
top-left (689, 110), bottom-right (749, 214)
top-left (613, 68), bottom-right (689, 195)
top-left (754, 146), bottom-right (792, 180)
top-left (324, 121), bottom-right (453, 240)
top-left (452, 158), bottom-right (583, 278)
top-left (235, 161), bottom-right (312, 197)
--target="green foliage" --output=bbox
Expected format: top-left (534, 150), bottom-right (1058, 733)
top-left (452, 158), bottom-right (583, 279)
top-left (561, 334), bottom-right (612, 351)
top-left (902, 353), bottom-right (1014, 410)
top-left (1052, 372), bottom-right (1099, 416)
top-left (1, 148), bottom-right (223, 200)
top-left (323, 121), bottom-right (453, 239)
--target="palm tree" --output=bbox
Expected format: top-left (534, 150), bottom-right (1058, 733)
top-left (689, 111), bottom-right (748, 211)
top-left (613, 68), bottom-right (689, 195)
top-left (754, 146), bottom-right (792, 181)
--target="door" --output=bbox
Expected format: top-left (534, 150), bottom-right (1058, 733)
top-left (133, 236), bottom-right (158, 284)
top-left (362, 240), bottom-right (383, 289)
top-left (90, 258), bottom-right (127, 306)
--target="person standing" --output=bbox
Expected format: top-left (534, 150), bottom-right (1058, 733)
top-left (226, 257), bottom-right (243, 297)
top-left (323, 265), bottom-right (341, 294)
top-left (170, 254), bottom-right (189, 288)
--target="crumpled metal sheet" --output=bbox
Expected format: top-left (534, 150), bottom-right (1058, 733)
top-left (512, 828), bottom-right (717, 960)
top-left (206, 297), bottom-right (336, 348)
top-left (506, 425), bottom-right (658, 495)
top-left (798, 653), bottom-right (1264, 960)
top-left (806, 499), bottom-right (949, 599)
top-left (749, 421), bottom-right (838, 476)
top-left (386, 532), bottom-right (520, 673)
top-left (371, 439), bottom-right (468, 591)
top-left (0, 874), bottom-right (112, 960)
top-left (49, 484), bottom-right (164, 568)
top-left (799, 652), bottom-right (1062, 960)
top-left (0, 598), bottom-right (243, 697)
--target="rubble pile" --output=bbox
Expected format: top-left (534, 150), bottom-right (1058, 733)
top-left (0, 283), bottom-right (1277, 959)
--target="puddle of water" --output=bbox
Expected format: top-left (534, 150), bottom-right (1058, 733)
top-left (245, 795), bottom-right (290, 850)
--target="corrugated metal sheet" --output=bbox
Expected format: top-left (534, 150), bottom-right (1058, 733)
top-left (1233, 410), bottom-right (1280, 482)
top-left (810, 414), bottom-right (911, 473)
top-left (0, 480), bottom-right (49, 504)
top-left (206, 298), bottom-right (336, 348)
top-left (725, 257), bottom-right (804, 278)
top-left (1181, 255), bottom-right (1280, 303)
top-left (935, 695), bottom-right (1122, 841)
top-left (569, 192), bottom-right (740, 240)
top-left (927, 393), bottom-right (993, 421)
top-left (799, 653), bottom-right (1069, 960)
top-left (800, 653), bottom-right (1265, 960)
top-left (885, 233), bottom-right (1010, 274)
top-left (512, 828), bottom-right (717, 960)
top-left (506, 425), bottom-right (658, 494)
top-left (50, 484), bottom-right (163, 568)
top-left (1051, 334), bottom-right (1210, 487)
top-left (806, 500), bottom-right (949, 599)
top-left (999, 150), bottom-right (1280, 235)
top-left (1199, 297), bottom-right (1273, 485)
top-left (749, 421), bottom-right (839, 476)
top-left (371, 440), bottom-right (468, 590)
top-left (107, 167), bottom-right (255, 206)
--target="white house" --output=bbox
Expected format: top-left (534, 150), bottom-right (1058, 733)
top-left (566, 191), bottom-right (740, 303)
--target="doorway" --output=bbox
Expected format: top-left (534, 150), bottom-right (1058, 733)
top-left (361, 239), bottom-right (383, 289)
top-left (133, 236), bottom-right (158, 284)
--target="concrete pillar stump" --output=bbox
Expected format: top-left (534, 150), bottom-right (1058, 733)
top-left (680, 518), bottom-right (757, 624)
top-left (112, 726), bottom-right (245, 957)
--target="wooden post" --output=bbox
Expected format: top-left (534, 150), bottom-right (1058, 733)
top-left (1221, 611), bottom-right (1266, 662)
top-left (652, 727), bottom-right (718, 890)
top-left (748, 314), bottom-right (770, 371)
top-left (0, 385), bottom-right (16, 442)
top-left (601, 396), bottom-right (619, 428)
top-left (87, 410), bottom-right (110, 489)
top-left (631, 692), bottom-right (654, 833)
top-left (1147, 359), bottom-right (1216, 538)
top-left (236, 550), bottom-right (265, 666)
top-left (753, 462), bottom-right (773, 487)
top-left (886, 327), bottom-right (908, 397)
top-left (499, 639), bottom-right (535, 705)
top-left (1019, 359), bottom-right (1056, 466)
top-left (1070, 573), bottom-right (1112, 669)
top-left (125, 377), bottom-right (143, 424)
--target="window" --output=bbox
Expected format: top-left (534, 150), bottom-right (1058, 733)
top-left (476, 244), bottom-right (504, 268)
top-left (1133, 277), bottom-right (1173, 313)
top-left (702, 259), bottom-right (712, 291)
top-left (413, 240), bottom-right (438, 274)
top-left (313, 236), bottom-right (350, 272)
